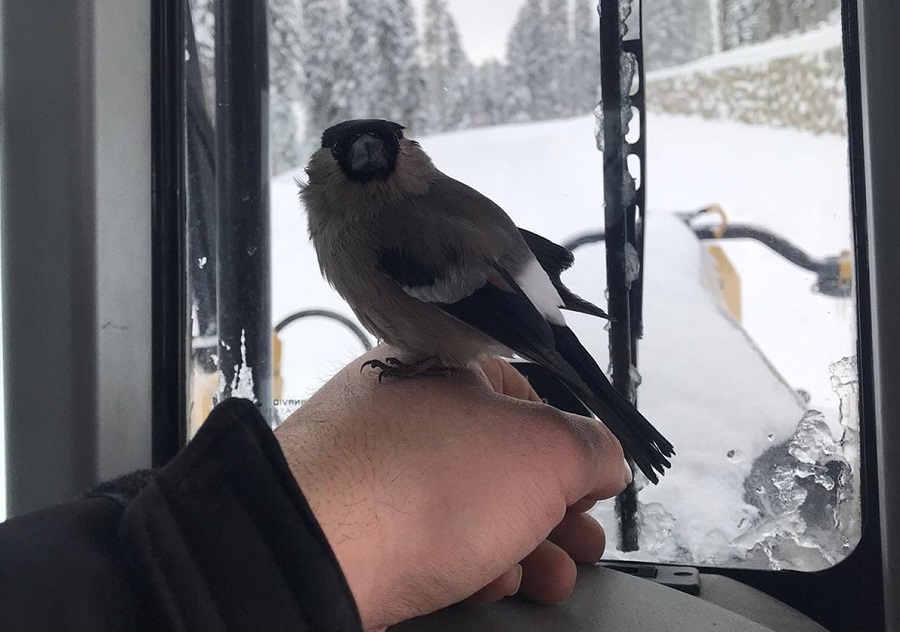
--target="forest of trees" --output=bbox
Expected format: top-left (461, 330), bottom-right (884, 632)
top-left (190, 0), bottom-right (840, 173)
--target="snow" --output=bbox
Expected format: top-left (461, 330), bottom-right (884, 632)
top-left (273, 112), bottom-right (856, 569)
top-left (222, 330), bottom-right (258, 404)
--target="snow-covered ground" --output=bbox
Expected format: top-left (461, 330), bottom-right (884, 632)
top-left (275, 114), bottom-right (854, 421)
top-left (272, 113), bottom-right (857, 570)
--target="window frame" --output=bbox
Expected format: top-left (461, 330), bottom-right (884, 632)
top-left (2, 0), bottom-right (155, 516)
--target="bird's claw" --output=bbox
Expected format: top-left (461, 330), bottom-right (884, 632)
top-left (362, 357), bottom-right (458, 381)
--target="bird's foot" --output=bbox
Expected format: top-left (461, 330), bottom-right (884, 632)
top-left (362, 356), bottom-right (458, 382)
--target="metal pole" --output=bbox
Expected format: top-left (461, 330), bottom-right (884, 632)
top-left (151, 0), bottom-right (188, 466)
top-left (598, 0), bottom-right (642, 551)
top-left (186, 0), bottom-right (218, 372)
top-left (215, 0), bottom-right (272, 421)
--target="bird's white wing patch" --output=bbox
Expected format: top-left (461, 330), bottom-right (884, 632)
top-left (401, 264), bottom-right (491, 304)
top-left (516, 258), bottom-right (566, 325)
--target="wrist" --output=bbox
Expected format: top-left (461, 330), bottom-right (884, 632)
top-left (275, 423), bottom-right (398, 630)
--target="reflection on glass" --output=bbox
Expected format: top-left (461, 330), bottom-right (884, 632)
top-left (186, 0), bottom-right (858, 572)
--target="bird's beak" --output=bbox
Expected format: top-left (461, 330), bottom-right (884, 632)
top-left (349, 134), bottom-right (388, 174)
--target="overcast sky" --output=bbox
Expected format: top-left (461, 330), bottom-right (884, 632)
top-left (411, 0), bottom-right (527, 64)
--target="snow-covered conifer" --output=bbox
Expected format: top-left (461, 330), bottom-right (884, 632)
top-left (644, 0), bottom-right (714, 70)
top-left (345, 0), bottom-right (385, 118)
top-left (422, 0), bottom-right (470, 132)
top-left (269, 0), bottom-right (306, 172)
top-left (546, 0), bottom-right (575, 116)
top-left (570, 0), bottom-right (603, 113)
top-left (378, 0), bottom-right (424, 129)
top-left (299, 0), bottom-right (351, 146)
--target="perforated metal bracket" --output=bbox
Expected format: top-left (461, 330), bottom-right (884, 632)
top-left (599, 562), bottom-right (701, 595)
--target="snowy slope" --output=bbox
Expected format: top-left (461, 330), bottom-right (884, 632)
top-left (274, 113), bottom-right (856, 567)
top-left (276, 115), bottom-right (853, 411)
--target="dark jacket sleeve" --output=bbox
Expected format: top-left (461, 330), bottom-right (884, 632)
top-left (0, 398), bottom-right (362, 632)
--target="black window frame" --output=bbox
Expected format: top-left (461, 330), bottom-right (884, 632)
top-left (149, 1), bottom-right (898, 629)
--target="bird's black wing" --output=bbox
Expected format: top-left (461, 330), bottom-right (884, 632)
top-left (518, 228), bottom-right (610, 320)
top-left (378, 249), bottom-right (439, 287)
top-left (377, 246), bottom-right (493, 304)
top-left (518, 228), bottom-right (574, 273)
top-left (376, 245), bottom-right (674, 481)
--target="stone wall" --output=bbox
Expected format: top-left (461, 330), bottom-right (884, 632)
top-left (646, 44), bottom-right (846, 135)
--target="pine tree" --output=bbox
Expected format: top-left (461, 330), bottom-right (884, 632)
top-left (268, 0), bottom-right (306, 173)
top-left (422, 0), bottom-right (447, 131)
top-left (299, 0), bottom-right (350, 147)
top-left (546, 0), bottom-right (574, 116)
top-left (421, 0), bottom-right (470, 132)
top-left (505, 0), bottom-right (554, 121)
top-left (644, 0), bottom-right (714, 70)
top-left (720, 0), bottom-right (764, 48)
top-left (570, 0), bottom-right (602, 114)
top-left (504, 23), bottom-right (532, 123)
top-left (378, 0), bottom-right (424, 128)
top-left (466, 60), bottom-right (506, 127)
top-left (345, 0), bottom-right (385, 118)
top-left (718, 0), bottom-right (840, 49)
top-left (444, 16), bottom-right (470, 129)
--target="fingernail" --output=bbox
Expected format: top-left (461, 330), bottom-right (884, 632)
top-left (507, 564), bottom-right (523, 596)
top-left (623, 459), bottom-right (633, 486)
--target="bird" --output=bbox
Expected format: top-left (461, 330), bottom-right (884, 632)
top-left (300, 119), bottom-right (673, 482)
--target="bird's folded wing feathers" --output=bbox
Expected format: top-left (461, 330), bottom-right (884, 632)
top-left (377, 248), bottom-right (493, 304)
top-left (518, 228), bottom-right (574, 274)
top-left (375, 246), bottom-right (562, 378)
top-left (435, 265), bottom-right (672, 481)
top-left (518, 228), bottom-right (610, 320)
top-left (376, 174), bottom-right (545, 305)
top-left (374, 249), bottom-right (672, 481)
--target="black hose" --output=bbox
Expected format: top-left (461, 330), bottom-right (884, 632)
top-left (564, 224), bottom-right (850, 298)
top-left (275, 309), bottom-right (374, 351)
top-left (691, 225), bottom-right (829, 274)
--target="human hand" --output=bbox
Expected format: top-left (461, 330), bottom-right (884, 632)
top-left (275, 346), bottom-right (632, 631)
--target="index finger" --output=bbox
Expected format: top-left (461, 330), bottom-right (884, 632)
top-left (480, 359), bottom-right (632, 502)
top-left (557, 409), bottom-right (632, 502)
top-left (479, 357), bottom-right (543, 403)
top-left (507, 397), bottom-right (632, 506)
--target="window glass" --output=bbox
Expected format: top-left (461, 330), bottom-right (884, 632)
top-left (186, 0), bottom-right (859, 571)
top-left (589, 0), bottom-right (857, 571)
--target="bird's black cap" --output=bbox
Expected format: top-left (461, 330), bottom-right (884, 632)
top-left (322, 119), bottom-right (406, 182)
top-left (321, 119), bottom-right (405, 150)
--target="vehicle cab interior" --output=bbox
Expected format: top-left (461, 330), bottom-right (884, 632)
top-left (1, 0), bottom-right (897, 630)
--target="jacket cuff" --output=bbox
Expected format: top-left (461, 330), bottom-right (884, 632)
top-left (121, 398), bottom-right (362, 632)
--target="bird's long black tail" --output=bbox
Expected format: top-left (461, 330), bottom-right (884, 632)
top-left (543, 325), bottom-right (674, 483)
